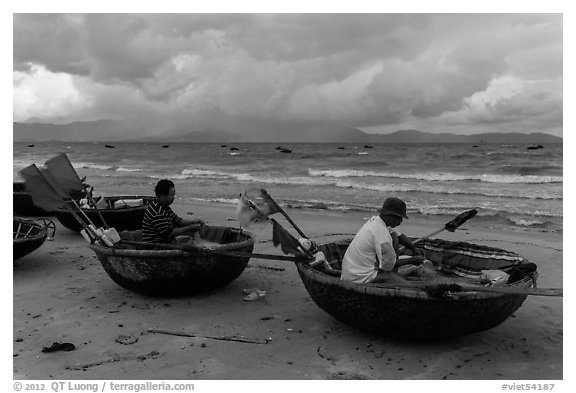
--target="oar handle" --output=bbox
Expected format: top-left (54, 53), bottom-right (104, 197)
top-left (413, 228), bottom-right (445, 244)
top-left (118, 239), bottom-right (307, 262)
top-left (372, 281), bottom-right (562, 297)
top-left (86, 193), bottom-right (110, 229)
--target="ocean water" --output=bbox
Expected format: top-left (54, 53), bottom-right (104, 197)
top-left (13, 141), bottom-right (563, 234)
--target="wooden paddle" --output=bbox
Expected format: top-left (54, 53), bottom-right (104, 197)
top-left (118, 239), bottom-right (306, 262)
top-left (372, 281), bottom-right (562, 297)
top-left (414, 209), bottom-right (478, 244)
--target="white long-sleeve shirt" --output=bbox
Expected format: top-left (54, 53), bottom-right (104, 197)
top-left (340, 216), bottom-right (400, 284)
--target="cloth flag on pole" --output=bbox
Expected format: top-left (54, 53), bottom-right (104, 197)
top-left (235, 191), bottom-right (281, 227)
top-left (259, 189), bottom-right (281, 216)
top-left (19, 164), bottom-right (67, 212)
top-left (45, 153), bottom-right (84, 194)
top-left (271, 219), bottom-right (303, 255)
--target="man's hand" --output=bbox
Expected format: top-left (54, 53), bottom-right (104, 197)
top-left (412, 247), bottom-right (425, 257)
top-left (193, 219), bottom-right (205, 226)
top-left (186, 222), bottom-right (203, 231)
top-left (410, 255), bottom-right (426, 265)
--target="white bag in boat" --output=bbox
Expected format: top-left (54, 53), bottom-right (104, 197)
top-left (113, 199), bottom-right (143, 208)
top-left (480, 269), bottom-right (510, 286)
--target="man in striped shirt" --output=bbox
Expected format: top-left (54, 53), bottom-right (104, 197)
top-left (142, 179), bottom-right (204, 243)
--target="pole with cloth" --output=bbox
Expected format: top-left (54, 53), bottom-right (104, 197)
top-left (236, 190), bottom-right (315, 259)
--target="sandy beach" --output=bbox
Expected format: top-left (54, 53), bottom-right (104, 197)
top-left (12, 201), bottom-right (563, 380)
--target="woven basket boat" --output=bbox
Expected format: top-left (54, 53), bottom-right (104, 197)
top-left (13, 217), bottom-right (55, 260)
top-left (296, 238), bottom-right (537, 340)
top-left (55, 195), bottom-right (154, 232)
top-left (89, 226), bottom-right (255, 296)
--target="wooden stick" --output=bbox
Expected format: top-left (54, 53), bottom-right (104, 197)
top-left (413, 228), bottom-right (445, 244)
top-left (372, 281), bottom-right (562, 297)
top-left (69, 198), bottom-right (97, 228)
top-left (118, 240), bottom-right (306, 262)
top-left (146, 328), bottom-right (269, 344)
top-left (414, 209), bottom-right (478, 244)
top-left (71, 351), bottom-right (160, 370)
top-left (23, 225), bottom-right (35, 238)
top-left (86, 192), bottom-right (109, 228)
top-left (14, 222), bottom-right (22, 240)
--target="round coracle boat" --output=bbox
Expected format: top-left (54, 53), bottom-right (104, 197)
top-left (13, 217), bottom-right (56, 261)
top-left (296, 238), bottom-right (537, 340)
top-left (56, 195), bottom-right (154, 232)
top-left (89, 226), bottom-right (255, 296)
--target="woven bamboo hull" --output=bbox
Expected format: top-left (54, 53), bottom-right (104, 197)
top-left (55, 196), bottom-right (154, 232)
top-left (296, 238), bottom-right (535, 340)
top-left (89, 226), bottom-right (254, 296)
top-left (13, 218), bottom-right (48, 260)
top-left (297, 263), bottom-right (530, 339)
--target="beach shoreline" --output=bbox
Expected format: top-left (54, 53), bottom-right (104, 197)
top-left (13, 200), bottom-right (563, 380)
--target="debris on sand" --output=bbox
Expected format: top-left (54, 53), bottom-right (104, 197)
top-left (42, 342), bottom-right (76, 353)
top-left (115, 334), bottom-right (139, 345)
top-left (243, 288), bottom-right (267, 301)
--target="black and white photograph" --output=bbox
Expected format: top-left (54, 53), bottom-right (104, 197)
top-left (10, 5), bottom-right (565, 387)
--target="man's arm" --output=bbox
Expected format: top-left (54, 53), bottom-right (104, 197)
top-left (375, 236), bottom-right (397, 271)
top-left (398, 233), bottom-right (424, 255)
top-left (167, 224), bottom-right (201, 239)
top-left (394, 254), bottom-right (426, 267)
top-left (165, 215), bottom-right (203, 238)
top-left (176, 217), bottom-right (205, 227)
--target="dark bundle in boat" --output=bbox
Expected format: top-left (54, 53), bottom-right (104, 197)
top-left (13, 217), bottom-right (55, 260)
top-left (296, 238), bottom-right (538, 340)
top-left (55, 196), bottom-right (155, 232)
top-left (89, 226), bottom-right (254, 296)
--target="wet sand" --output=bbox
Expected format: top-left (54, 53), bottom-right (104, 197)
top-left (12, 201), bottom-right (563, 380)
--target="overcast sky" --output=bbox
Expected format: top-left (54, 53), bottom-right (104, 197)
top-left (13, 13), bottom-right (563, 136)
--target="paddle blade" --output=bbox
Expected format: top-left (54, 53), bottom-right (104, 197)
top-left (45, 153), bottom-right (84, 194)
top-left (19, 164), bottom-right (67, 212)
top-left (445, 209), bottom-right (478, 232)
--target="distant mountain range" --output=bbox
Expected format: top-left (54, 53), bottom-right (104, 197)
top-left (13, 120), bottom-right (562, 144)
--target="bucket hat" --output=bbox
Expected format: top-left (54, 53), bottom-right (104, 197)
top-left (379, 197), bottom-right (408, 219)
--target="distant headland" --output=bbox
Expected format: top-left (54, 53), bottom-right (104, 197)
top-left (13, 120), bottom-right (562, 144)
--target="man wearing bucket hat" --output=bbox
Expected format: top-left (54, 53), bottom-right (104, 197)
top-left (341, 197), bottom-right (425, 284)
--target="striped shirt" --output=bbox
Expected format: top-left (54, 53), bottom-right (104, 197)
top-left (141, 200), bottom-right (182, 243)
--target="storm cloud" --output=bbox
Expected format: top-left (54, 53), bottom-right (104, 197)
top-left (13, 13), bottom-right (563, 136)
